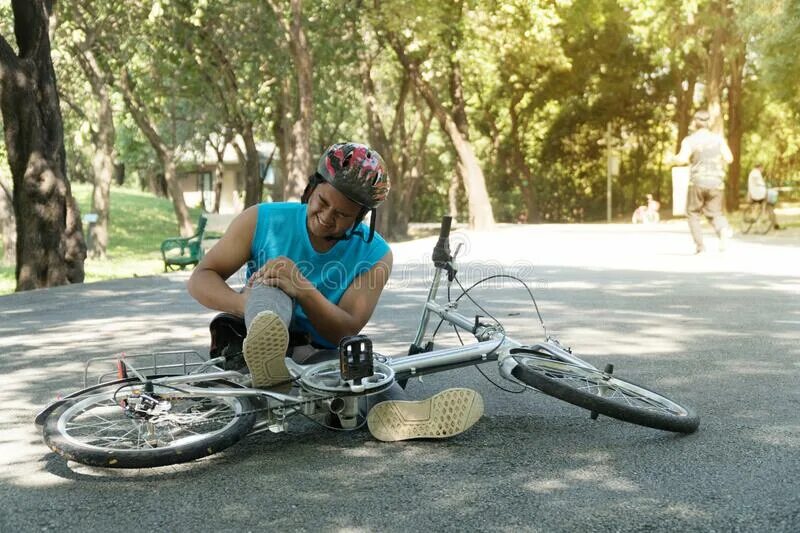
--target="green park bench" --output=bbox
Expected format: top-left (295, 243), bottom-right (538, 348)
top-left (160, 213), bottom-right (236, 272)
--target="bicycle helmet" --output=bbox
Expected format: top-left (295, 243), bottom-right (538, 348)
top-left (301, 142), bottom-right (391, 242)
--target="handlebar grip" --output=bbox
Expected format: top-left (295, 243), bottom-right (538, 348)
top-left (432, 216), bottom-right (452, 268)
top-left (437, 216), bottom-right (452, 244)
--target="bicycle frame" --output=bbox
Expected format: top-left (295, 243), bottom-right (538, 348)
top-left (37, 215), bottom-right (700, 470)
top-left (388, 266), bottom-right (598, 378)
top-left (38, 217), bottom-right (600, 433)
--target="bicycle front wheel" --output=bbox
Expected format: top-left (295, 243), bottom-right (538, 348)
top-left (42, 382), bottom-right (256, 468)
top-left (752, 205), bottom-right (773, 234)
top-left (511, 356), bottom-right (699, 434)
top-left (740, 204), bottom-right (759, 234)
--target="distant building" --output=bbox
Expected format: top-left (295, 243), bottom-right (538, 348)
top-left (178, 136), bottom-right (280, 214)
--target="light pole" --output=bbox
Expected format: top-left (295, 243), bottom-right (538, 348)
top-left (599, 124), bottom-right (620, 223)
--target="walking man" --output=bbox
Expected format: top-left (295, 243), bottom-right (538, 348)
top-left (670, 110), bottom-right (734, 254)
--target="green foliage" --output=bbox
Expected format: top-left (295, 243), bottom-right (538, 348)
top-left (6, 0), bottom-right (800, 229)
top-left (752, 0), bottom-right (800, 113)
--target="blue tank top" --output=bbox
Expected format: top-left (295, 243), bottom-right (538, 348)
top-left (248, 202), bottom-right (390, 348)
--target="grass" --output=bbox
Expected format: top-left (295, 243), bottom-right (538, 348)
top-left (0, 183), bottom-right (203, 294)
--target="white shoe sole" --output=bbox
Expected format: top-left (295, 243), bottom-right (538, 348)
top-left (242, 311), bottom-right (290, 388)
top-left (367, 388), bottom-right (484, 442)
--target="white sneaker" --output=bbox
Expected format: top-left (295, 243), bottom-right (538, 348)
top-left (367, 388), bottom-right (484, 442)
top-left (242, 311), bottom-right (290, 388)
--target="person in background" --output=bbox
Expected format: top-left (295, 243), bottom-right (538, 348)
top-left (747, 163), bottom-right (780, 230)
top-left (669, 110), bottom-right (734, 254)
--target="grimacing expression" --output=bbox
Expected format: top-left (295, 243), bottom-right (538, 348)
top-left (306, 182), bottom-right (362, 238)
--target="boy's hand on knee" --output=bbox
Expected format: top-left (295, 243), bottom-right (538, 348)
top-left (252, 257), bottom-right (312, 298)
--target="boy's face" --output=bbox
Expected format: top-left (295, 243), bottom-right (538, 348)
top-left (306, 183), bottom-right (362, 239)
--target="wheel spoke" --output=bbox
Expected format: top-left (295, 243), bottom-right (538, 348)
top-left (57, 391), bottom-right (246, 451)
top-left (522, 358), bottom-right (688, 417)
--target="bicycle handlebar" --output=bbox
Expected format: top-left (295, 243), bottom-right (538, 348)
top-left (437, 215), bottom-right (452, 242)
top-left (432, 216), bottom-right (452, 268)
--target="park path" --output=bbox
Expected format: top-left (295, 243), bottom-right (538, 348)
top-left (0, 221), bottom-right (798, 532)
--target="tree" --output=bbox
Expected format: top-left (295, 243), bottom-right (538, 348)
top-left (468, 0), bottom-right (569, 222)
top-left (110, 3), bottom-right (202, 237)
top-left (57, 1), bottom-right (121, 259)
top-left (358, 21), bottom-right (433, 238)
top-left (0, 0), bottom-right (85, 290)
top-left (759, 0), bottom-right (800, 114)
top-left (266, 0), bottom-right (315, 202)
top-left (375, 1), bottom-right (495, 229)
top-left (173, 0), bottom-right (276, 208)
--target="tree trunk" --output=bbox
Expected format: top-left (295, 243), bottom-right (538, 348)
top-left (0, 178), bottom-right (16, 265)
top-left (90, 149), bottom-right (113, 259)
top-left (389, 38), bottom-right (494, 229)
top-left (510, 96), bottom-right (539, 223)
top-left (391, 108), bottom-right (432, 239)
top-left (726, 45), bottom-right (745, 211)
top-left (0, 0), bottom-right (86, 290)
top-left (211, 145), bottom-right (225, 214)
top-left (87, 74), bottom-right (115, 260)
top-left (448, 173), bottom-right (460, 219)
top-left (705, 10), bottom-right (725, 134)
top-left (289, 0), bottom-right (313, 201)
top-left (448, 18), bottom-right (469, 224)
top-left (358, 39), bottom-right (399, 238)
top-left (242, 122), bottom-right (263, 208)
top-left (676, 74), bottom-right (696, 152)
top-left (268, 0), bottom-right (314, 201)
top-left (119, 69), bottom-right (193, 236)
top-left (72, 34), bottom-right (116, 259)
top-left (272, 80), bottom-right (292, 202)
top-left (163, 153), bottom-right (193, 235)
top-left (207, 131), bottom-right (232, 213)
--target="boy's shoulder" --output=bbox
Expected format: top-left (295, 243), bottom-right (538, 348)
top-left (260, 201), bottom-right (302, 212)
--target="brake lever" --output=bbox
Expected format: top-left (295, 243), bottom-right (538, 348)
top-left (446, 242), bottom-right (463, 283)
top-left (452, 242), bottom-right (464, 262)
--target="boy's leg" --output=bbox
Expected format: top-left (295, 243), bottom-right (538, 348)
top-left (243, 286), bottom-right (293, 388)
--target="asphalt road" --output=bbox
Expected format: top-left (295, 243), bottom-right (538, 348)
top-left (1, 222), bottom-right (798, 532)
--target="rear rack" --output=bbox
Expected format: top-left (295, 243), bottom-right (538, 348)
top-left (82, 350), bottom-right (216, 387)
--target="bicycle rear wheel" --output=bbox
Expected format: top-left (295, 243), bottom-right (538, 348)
top-left (510, 355), bottom-right (699, 434)
top-left (42, 381), bottom-right (256, 468)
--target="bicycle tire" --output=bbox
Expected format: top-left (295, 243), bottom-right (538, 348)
top-left (753, 205), bottom-right (772, 235)
top-left (42, 381), bottom-right (256, 468)
top-left (740, 204), bottom-right (759, 234)
top-left (510, 356), bottom-right (699, 434)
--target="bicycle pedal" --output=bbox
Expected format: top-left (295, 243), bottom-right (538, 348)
top-left (339, 335), bottom-right (374, 384)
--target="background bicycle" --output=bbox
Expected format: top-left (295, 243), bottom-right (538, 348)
top-left (741, 187), bottom-right (780, 234)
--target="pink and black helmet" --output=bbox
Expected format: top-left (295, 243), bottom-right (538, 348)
top-left (302, 142), bottom-right (390, 242)
top-left (315, 142), bottom-right (390, 209)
